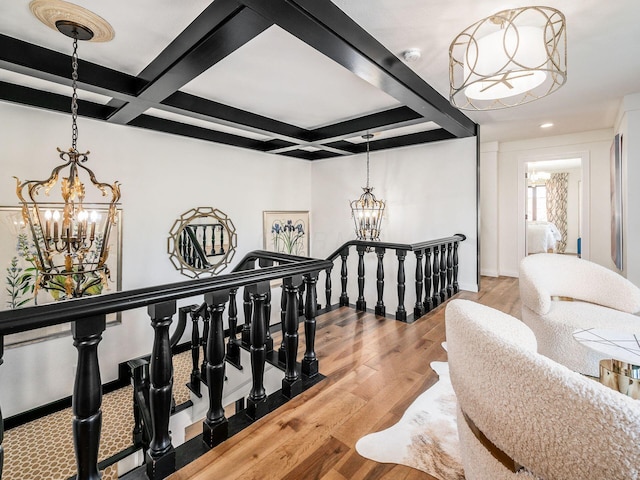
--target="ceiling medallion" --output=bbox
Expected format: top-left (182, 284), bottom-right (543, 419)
top-left (29, 0), bottom-right (115, 42)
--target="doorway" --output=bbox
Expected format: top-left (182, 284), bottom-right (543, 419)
top-left (517, 152), bottom-right (590, 261)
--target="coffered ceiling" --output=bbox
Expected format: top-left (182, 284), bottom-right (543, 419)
top-left (0, 0), bottom-right (638, 159)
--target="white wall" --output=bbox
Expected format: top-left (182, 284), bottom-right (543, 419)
top-left (617, 93), bottom-right (640, 285)
top-left (310, 136), bottom-right (479, 314)
top-left (0, 102), bottom-right (311, 416)
top-left (480, 142), bottom-right (499, 276)
top-left (490, 129), bottom-right (614, 277)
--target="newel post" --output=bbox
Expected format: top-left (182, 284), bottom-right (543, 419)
top-left (72, 314), bottom-right (106, 480)
top-left (146, 301), bottom-right (176, 480)
top-left (203, 290), bottom-right (230, 448)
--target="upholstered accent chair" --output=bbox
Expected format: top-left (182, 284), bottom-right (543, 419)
top-left (519, 253), bottom-right (640, 376)
top-left (445, 299), bottom-right (640, 480)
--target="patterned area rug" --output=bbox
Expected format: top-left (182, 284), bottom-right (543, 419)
top-left (355, 361), bottom-right (465, 480)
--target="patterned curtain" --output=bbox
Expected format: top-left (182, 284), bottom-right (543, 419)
top-left (546, 172), bottom-right (568, 253)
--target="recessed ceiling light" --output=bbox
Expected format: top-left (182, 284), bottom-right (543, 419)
top-left (540, 122), bottom-right (554, 128)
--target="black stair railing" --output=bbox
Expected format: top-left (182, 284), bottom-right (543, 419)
top-left (323, 235), bottom-right (466, 322)
top-left (0, 250), bottom-right (331, 480)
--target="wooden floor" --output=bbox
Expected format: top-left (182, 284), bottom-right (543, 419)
top-left (168, 276), bottom-right (520, 480)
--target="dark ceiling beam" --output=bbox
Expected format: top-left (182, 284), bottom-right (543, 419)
top-left (325, 129), bottom-right (457, 154)
top-left (308, 106), bottom-right (421, 141)
top-left (0, 81), bottom-right (116, 120)
top-left (128, 114), bottom-right (295, 151)
top-left (237, 0), bottom-right (476, 139)
top-left (0, 34), bottom-right (143, 98)
top-left (107, 5), bottom-right (273, 125)
top-left (162, 91), bottom-right (308, 141)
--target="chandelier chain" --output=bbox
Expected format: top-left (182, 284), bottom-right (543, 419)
top-left (71, 35), bottom-right (79, 152)
top-left (365, 133), bottom-right (370, 189)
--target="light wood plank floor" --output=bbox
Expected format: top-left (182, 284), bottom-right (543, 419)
top-left (168, 276), bottom-right (520, 480)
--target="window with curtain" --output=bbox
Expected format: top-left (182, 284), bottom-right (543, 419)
top-left (527, 185), bottom-right (548, 221)
top-left (546, 172), bottom-right (569, 253)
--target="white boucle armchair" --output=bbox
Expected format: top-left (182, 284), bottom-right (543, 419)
top-left (445, 299), bottom-right (640, 480)
top-left (519, 253), bottom-right (640, 376)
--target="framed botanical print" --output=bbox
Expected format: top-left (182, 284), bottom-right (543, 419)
top-left (263, 211), bottom-right (309, 257)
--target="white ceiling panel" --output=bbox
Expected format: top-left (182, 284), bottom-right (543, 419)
top-left (181, 25), bottom-right (401, 129)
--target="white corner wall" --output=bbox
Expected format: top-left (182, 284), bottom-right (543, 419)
top-left (617, 93), bottom-right (640, 285)
top-left (492, 129), bottom-right (614, 277)
top-left (0, 102), bottom-right (312, 416)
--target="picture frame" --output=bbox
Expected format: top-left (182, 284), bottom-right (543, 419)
top-left (0, 206), bottom-right (123, 347)
top-left (610, 134), bottom-right (623, 270)
top-left (263, 211), bottom-right (310, 257)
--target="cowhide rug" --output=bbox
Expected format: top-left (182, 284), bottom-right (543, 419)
top-left (355, 360), bottom-right (465, 480)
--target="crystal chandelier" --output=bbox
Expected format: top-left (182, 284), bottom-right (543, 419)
top-left (449, 6), bottom-right (566, 110)
top-left (349, 133), bottom-right (385, 241)
top-left (14, 11), bottom-right (120, 299)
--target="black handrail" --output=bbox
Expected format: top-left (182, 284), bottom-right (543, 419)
top-left (323, 235), bottom-right (466, 322)
top-left (325, 234), bottom-right (467, 261)
top-left (0, 251), bottom-right (331, 336)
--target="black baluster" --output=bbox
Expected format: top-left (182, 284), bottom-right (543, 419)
top-left (188, 305), bottom-right (202, 396)
top-left (72, 315), bottom-right (106, 480)
top-left (146, 302), bottom-right (176, 480)
top-left (264, 288), bottom-right (274, 352)
top-left (240, 260), bottom-right (256, 346)
top-left (282, 275), bottom-right (303, 398)
top-left (302, 272), bottom-right (319, 377)
top-left (128, 358), bottom-right (149, 448)
top-left (339, 248), bottom-right (349, 306)
top-left (200, 308), bottom-right (210, 376)
top-left (278, 284), bottom-right (287, 365)
top-left (440, 244), bottom-right (447, 302)
top-left (424, 247), bottom-right (434, 313)
top-left (203, 290), bottom-right (229, 447)
top-left (298, 281), bottom-right (305, 316)
top-left (375, 247), bottom-right (386, 317)
top-left (201, 225), bottom-right (208, 257)
top-left (453, 241), bottom-right (460, 293)
top-left (414, 250), bottom-right (425, 319)
top-left (227, 289), bottom-right (241, 369)
top-left (356, 245), bottom-right (366, 311)
top-left (432, 246), bottom-right (441, 307)
top-left (218, 224), bottom-right (225, 254)
top-left (247, 282), bottom-right (270, 420)
top-left (242, 286), bottom-right (252, 347)
top-left (325, 266), bottom-right (332, 311)
top-left (446, 243), bottom-right (454, 298)
top-left (396, 250), bottom-right (407, 321)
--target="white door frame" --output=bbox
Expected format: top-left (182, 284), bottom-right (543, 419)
top-left (517, 151), bottom-right (591, 261)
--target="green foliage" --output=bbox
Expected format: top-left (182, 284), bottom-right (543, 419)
top-left (5, 256), bottom-right (35, 309)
